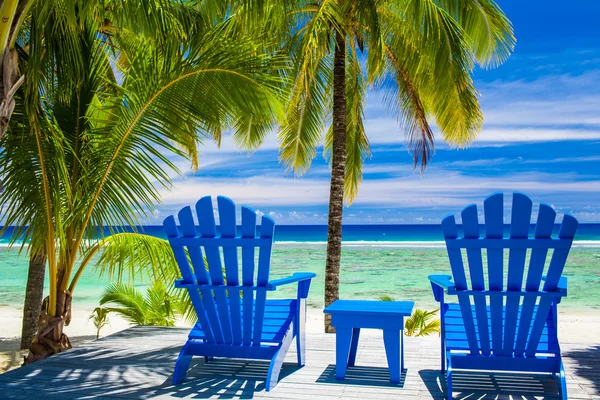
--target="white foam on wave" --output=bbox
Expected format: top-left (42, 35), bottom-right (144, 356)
top-left (2, 240), bottom-right (600, 249)
top-left (275, 240), bottom-right (600, 249)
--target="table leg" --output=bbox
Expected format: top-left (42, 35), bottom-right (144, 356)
top-left (401, 330), bottom-right (405, 371)
top-left (336, 327), bottom-right (353, 380)
top-left (348, 328), bottom-right (361, 367)
top-left (383, 329), bottom-right (401, 384)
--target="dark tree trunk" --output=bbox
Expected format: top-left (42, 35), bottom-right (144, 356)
top-left (25, 289), bottom-right (72, 364)
top-left (20, 250), bottom-right (46, 349)
top-left (0, 47), bottom-right (22, 139)
top-left (324, 31), bottom-right (347, 333)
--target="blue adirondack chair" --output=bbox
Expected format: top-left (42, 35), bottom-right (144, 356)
top-left (429, 192), bottom-right (578, 399)
top-left (164, 196), bottom-right (316, 391)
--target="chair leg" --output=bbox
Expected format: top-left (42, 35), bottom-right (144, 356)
top-left (559, 357), bottom-right (568, 400)
top-left (173, 342), bottom-right (193, 385)
top-left (446, 352), bottom-right (452, 399)
top-left (296, 298), bottom-right (306, 366)
top-left (266, 323), bottom-right (295, 391)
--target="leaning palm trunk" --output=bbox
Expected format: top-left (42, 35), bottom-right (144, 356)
top-left (324, 32), bottom-right (347, 333)
top-left (20, 250), bottom-right (47, 349)
top-left (25, 290), bottom-right (72, 363)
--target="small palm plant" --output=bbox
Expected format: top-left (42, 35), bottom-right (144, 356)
top-left (379, 295), bottom-right (440, 337)
top-left (99, 282), bottom-right (179, 327)
top-left (89, 307), bottom-right (110, 340)
top-left (404, 309), bottom-right (441, 337)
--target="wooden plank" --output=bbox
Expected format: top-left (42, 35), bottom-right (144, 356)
top-left (462, 203), bottom-right (490, 356)
top-left (241, 206), bottom-right (257, 346)
top-left (0, 326), bottom-right (594, 399)
top-left (503, 192), bottom-right (532, 356)
top-left (164, 214), bottom-right (214, 343)
top-left (196, 196), bottom-right (233, 344)
top-left (515, 203), bottom-right (556, 356)
top-left (527, 214), bottom-right (578, 357)
top-left (254, 215), bottom-right (275, 346)
top-left (484, 193), bottom-right (505, 357)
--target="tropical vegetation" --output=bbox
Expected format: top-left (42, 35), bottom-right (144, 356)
top-left (206, 0), bottom-right (515, 331)
top-left (89, 307), bottom-right (110, 340)
top-left (98, 282), bottom-right (180, 327)
top-left (0, 0), bottom-right (284, 362)
top-left (404, 308), bottom-right (440, 337)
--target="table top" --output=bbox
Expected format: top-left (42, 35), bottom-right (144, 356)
top-left (323, 299), bottom-right (415, 317)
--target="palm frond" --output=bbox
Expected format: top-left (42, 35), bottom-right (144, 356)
top-left (93, 233), bottom-right (180, 284)
top-left (437, 0), bottom-right (515, 68)
top-left (99, 283), bottom-right (147, 325)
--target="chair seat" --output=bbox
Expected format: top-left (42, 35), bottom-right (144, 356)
top-left (189, 299), bottom-right (297, 344)
top-left (443, 303), bottom-right (559, 355)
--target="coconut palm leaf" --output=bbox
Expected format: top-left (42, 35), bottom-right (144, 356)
top-left (405, 308), bottom-right (441, 337)
top-left (99, 283), bottom-right (147, 325)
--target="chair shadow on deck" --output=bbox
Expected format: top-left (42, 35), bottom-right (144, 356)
top-left (1, 343), bottom-right (301, 400)
top-left (147, 358), bottom-right (301, 399)
top-left (563, 345), bottom-right (600, 396)
top-left (419, 369), bottom-right (562, 399)
top-left (316, 364), bottom-right (407, 388)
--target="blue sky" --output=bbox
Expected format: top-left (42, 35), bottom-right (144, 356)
top-left (156, 1), bottom-right (600, 224)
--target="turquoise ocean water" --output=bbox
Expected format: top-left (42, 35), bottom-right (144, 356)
top-left (1, 224), bottom-right (600, 312)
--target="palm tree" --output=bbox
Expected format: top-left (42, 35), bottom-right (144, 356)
top-left (99, 282), bottom-right (179, 327)
top-left (0, 0), bottom-right (31, 138)
top-left (218, 0), bottom-right (514, 331)
top-left (89, 307), bottom-right (110, 340)
top-left (0, 0), bottom-right (284, 362)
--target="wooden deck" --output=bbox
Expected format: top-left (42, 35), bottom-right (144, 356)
top-left (0, 326), bottom-right (598, 399)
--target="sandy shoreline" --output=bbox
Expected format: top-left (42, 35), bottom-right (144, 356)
top-left (2, 305), bottom-right (599, 373)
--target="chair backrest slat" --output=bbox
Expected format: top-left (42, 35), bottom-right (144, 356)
top-left (502, 193), bottom-right (532, 356)
top-left (241, 206), bottom-right (257, 346)
top-left (525, 214), bottom-right (578, 357)
top-left (462, 204), bottom-right (491, 355)
top-left (171, 207), bottom-right (223, 343)
top-left (484, 193), bottom-right (504, 356)
top-left (164, 196), bottom-right (277, 348)
top-left (196, 197), bottom-right (233, 344)
top-left (442, 192), bottom-right (578, 359)
top-left (217, 197), bottom-right (243, 345)
top-left (514, 203), bottom-right (556, 355)
top-left (253, 217), bottom-right (275, 346)
top-left (442, 215), bottom-right (479, 354)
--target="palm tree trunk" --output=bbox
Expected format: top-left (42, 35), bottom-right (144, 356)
top-left (20, 250), bottom-right (47, 349)
top-left (0, 46), bottom-right (22, 139)
top-left (324, 31), bottom-right (347, 333)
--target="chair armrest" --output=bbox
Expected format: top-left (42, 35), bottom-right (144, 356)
top-left (429, 274), bottom-right (455, 303)
top-left (429, 274), bottom-right (455, 290)
top-left (267, 272), bottom-right (316, 290)
top-left (175, 278), bottom-right (194, 289)
top-left (541, 275), bottom-right (568, 294)
top-left (557, 276), bottom-right (568, 292)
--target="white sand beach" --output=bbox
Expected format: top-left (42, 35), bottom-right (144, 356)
top-left (2, 305), bottom-right (599, 374)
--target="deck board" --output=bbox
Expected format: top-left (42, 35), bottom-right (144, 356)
top-left (0, 326), bottom-right (598, 399)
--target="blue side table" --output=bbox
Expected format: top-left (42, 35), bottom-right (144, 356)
top-left (324, 300), bottom-right (415, 384)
